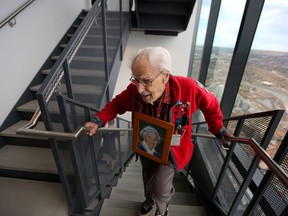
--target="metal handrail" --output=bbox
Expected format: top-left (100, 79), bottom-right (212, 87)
top-left (192, 133), bottom-right (288, 187)
top-left (0, 0), bottom-right (35, 28)
top-left (18, 1), bottom-right (103, 133)
top-left (16, 126), bottom-right (132, 140)
top-left (17, 125), bottom-right (287, 185)
top-left (18, 124), bottom-right (287, 186)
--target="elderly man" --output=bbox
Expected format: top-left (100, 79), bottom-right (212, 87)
top-left (85, 47), bottom-right (231, 216)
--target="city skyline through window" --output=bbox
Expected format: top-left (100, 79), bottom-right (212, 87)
top-left (233, 0), bottom-right (288, 167)
top-left (192, 0), bottom-right (287, 164)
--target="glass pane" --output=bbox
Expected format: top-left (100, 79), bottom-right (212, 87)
top-left (232, 0), bottom-right (288, 168)
top-left (205, 0), bottom-right (245, 102)
top-left (191, 0), bottom-right (211, 80)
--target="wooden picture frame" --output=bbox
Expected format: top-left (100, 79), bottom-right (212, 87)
top-left (132, 112), bottom-right (175, 164)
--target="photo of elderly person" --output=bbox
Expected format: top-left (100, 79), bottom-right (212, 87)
top-left (138, 126), bottom-right (162, 158)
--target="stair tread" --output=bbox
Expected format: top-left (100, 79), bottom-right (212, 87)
top-left (51, 55), bottom-right (113, 62)
top-left (110, 187), bottom-right (198, 206)
top-left (0, 145), bottom-right (58, 173)
top-left (41, 68), bottom-right (105, 77)
top-left (119, 171), bottom-right (192, 189)
top-left (0, 177), bottom-right (68, 216)
top-left (16, 99), bottom-right (94, 113)
top-left (67, 33), bottom-right (120, 38)
top-left (16, 100), bottom-right (59, 113)
top-left (16, 99), bottom-right (94, 115)
top-left (30, 83), bottom-right (104, 95)
top-left (60, 44), bottom-right (118, 49)
top-left (16, 100), bottom-right (40, 112)
top-left (99, 199), bottom-right (207, 216)
top-left (0, 120), bottom-right (64, 139)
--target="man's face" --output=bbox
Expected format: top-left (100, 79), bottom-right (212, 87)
top-left (131, 55), bottom-right (169, 104)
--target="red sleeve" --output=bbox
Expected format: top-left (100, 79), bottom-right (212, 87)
top-left (96, 84), bottom-right (135, 126)
top-left (194, 80), bottom-right (223, 135)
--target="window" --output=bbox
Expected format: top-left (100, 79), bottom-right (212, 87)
top-left (205, 0), bottom-right (245, 102)
top-left (191, 0), bottom-right (211, 80)
top-left (232, 0), bottom-right (288, 168)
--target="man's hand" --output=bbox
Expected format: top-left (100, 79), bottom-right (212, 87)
top-left (216, 128), bottom-right (234, 150)
top-left (84, 121), bottom-right (99, 136)
top-left (220, 131), bottom-right (234, 150)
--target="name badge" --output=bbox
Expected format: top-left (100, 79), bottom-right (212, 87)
top-left (171, 134), bottom-right (181, 146)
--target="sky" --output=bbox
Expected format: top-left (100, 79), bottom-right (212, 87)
top-left (198, 0), bottom-right (288, 52)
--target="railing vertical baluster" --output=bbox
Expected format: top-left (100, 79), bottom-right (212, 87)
top-left (57, 95), bottom-right (88, 210)
top-left (101, 0), bottom-right (110, 105)
top-left (119, 0), bottom-right (123, 60)
top-left (63, 59), bottom-right (74, 99)
top-left (90, 135), bottom-right (103, 201)
top-left (212, 118), bottom-right (245, 200)
top-left (212, 141), bottom-right (236, 201)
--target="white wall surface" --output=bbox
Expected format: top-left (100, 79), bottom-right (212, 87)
top-left (113, 1), bottom-right (198, 121)
top-left (0, 0), bottom-right (86, 125)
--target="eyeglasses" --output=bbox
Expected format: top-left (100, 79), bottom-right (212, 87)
top-left (129, 71), bottom-right (163, 87)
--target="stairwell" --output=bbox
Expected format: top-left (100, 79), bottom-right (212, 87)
top-left (0, 3), bottom-right (208, 216)
top-left (0, 8), bottom-right (129, 216)
top-left (99, 158), bottom-right (207, 216)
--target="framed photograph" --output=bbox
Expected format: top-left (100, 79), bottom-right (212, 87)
top-left (132, 112), bottom-right (175, 164)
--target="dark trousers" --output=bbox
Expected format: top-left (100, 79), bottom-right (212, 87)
top-left (140, 156), bottom-right (175, 213)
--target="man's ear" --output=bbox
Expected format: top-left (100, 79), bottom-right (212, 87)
top-left (163, 71), bottom-right (170, 83)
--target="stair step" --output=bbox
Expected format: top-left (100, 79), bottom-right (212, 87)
top-left (0, 120), bottom-right (63, 139)
top-left (16, 99), bottom-right (94, 114)
top-left (124, 166), bottom-right (142, 174)
top-left (79, 44), bottom-right (117, 49)
top-left (16, 100), bottom-right (40, 113)
top-left (51, 55), bottom-right (113, 62)
top-left (41, 68), bottom-right (105, 77)
top-left (0, 145), bottom-right (57, 174)
top-left (66, 33), bottom-right (120, 40)
top-left (0, 177), bottom-right (68, 216)
top-left (99, 199), bottom-right (207, 216)
top-left (30, 84), bottom-right (103, 95)
top-left (110, 187), bottom-right (198, 206)
top-left (16, 100), bottom-right (60, 114)
top-left (126, 159), bottom-right (142, 168)
top-left (74, 24), bottom-right (123, 31)
top-left (117, 176), bottom-right (190, 193)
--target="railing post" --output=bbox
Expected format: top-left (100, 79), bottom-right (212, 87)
top-left (36, 93), bottom-right (74, 207)
top-left (63, 59), bottom-right (74, 99)
top-left (89, 135), bottom-right (103, 201)
top-left (100, 0), bottom-right (110, 104)
top-left (119, 0), bottom-right (123, 60)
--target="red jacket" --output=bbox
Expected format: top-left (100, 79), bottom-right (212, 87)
top-left (96, 75), bottom-right (223, 171)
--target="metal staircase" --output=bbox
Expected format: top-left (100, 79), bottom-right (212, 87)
top-left (0, 5), bottom-right (130, 215)
top-left (1, 1), bottom-right (287, 216)
top-left (99, 158), bottom-right (207, 216)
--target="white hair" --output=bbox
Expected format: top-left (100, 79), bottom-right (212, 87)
top-left (133, 47), bottom-right (172, 72)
